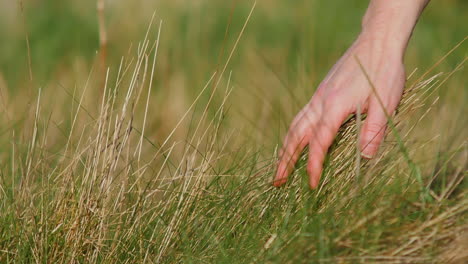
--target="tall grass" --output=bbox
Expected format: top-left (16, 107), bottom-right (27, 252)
top-left (0, 1), bottom-right (467, 263)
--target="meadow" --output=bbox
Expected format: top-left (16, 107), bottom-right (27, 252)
top-left (0, 0), bottom-right (466, 263)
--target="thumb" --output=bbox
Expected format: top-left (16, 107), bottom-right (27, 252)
top-left (360, 102), bottom-right (391, 159)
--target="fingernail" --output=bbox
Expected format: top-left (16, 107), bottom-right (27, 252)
top-left (361, 152), bottom-right (373, 159)
top-left (309, 178), bottom-right (318, 189)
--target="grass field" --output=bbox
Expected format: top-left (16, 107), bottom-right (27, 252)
top-left (0, 0), bottom-right (467, 263)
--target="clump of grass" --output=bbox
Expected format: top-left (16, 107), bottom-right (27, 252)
top-left (0, 14), bottom-right (467, 264)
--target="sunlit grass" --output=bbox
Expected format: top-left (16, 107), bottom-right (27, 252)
top-left (0, 0), bottom-right (466, 263)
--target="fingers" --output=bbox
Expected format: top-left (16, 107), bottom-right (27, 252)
top-left (307, 107), bottom-right (348, 189)
top-left (274, 132), bottom-right (308, 187)
top-left (274, 117), bottom-right (311, 186)
top-left (359, 101), bottom-right (391, 159)
top-left (274, 105), bottom-right (320, 187)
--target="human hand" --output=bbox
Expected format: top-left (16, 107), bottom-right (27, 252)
top-left (274, 33), bottom-right (406, 188)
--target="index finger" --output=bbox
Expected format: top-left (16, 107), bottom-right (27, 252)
top-left (274, 107), bottom-right (320, 186)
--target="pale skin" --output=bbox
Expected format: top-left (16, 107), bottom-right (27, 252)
top-left (274, 0), bottom-right (430, 188)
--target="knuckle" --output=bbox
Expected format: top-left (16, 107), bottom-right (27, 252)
top-left (323, 94), bottom-right (340, 109)
top-left (309, 140), bottom-right (327, 156)
top-left (365, 123), bottom-right (386, 136)
top-left (377, 99), bottom-right (398, 114)
top-left (366, 140), bottom-right (380, 149)
top-left (384, 102), bottom-right (396, 113)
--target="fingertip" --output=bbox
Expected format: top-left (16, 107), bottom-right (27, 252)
top-left (360, 139), bottom-right (380, 159)
top-left (273, 178), bottom-right (287, 187)
top-left (360, 104), bottom-right (389, 160)
top-left (359, 129), bottom-right (384, 159)
top-left (274, 163), bottom-right (288, 187)
top-left (309, 178), bottom-right (318, 189)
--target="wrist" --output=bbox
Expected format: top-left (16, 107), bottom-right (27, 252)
top-left (354, 31), bottom-right (405, 63)
top-left (360, 0), bottom-right (428, 58)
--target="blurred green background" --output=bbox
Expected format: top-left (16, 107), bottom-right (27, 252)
top-left (0, 0), bottom-right (466, 146)
top-left (1, 0), bottom-right (466, 86)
